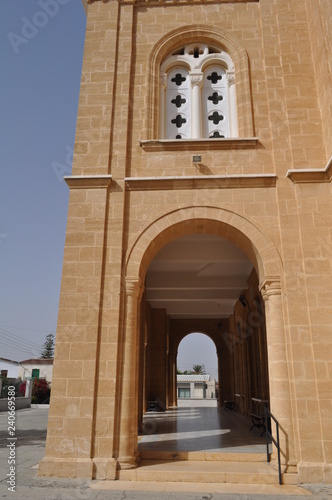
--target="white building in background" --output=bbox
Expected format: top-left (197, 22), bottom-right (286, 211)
top-left (18, 359), bottom-right (54, 383)
top-left (0, 358), bottom-right (20, 379)
top-left (177, 374), bottom-right (217, 399)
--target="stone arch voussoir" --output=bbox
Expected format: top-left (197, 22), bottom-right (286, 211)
top-left (125, 207), bottom-right (282, 287)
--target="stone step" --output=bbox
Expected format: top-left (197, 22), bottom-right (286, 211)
top-left (139, 450), bottom-right (268, 462)
top-left (118, 459), bottom-right (298, 485)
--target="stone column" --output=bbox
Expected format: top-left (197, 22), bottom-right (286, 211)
top-left (143, 336), bottom-right (148, 413)
top-left (118, 278), bottom-right (142, 470)
top-left (190, 72), bottom-right (203, 139)
top-left (168, 351), bottom-right (175, 407)
top-left (168, 351), bottom-right (178, 407)
top-left (217, 350), bottom-right (222, 407)
top-left (260, 278), bottom-right (296, 469)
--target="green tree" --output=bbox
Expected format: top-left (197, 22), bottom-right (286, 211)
top-left (191, 364), bottom-right (204, 375)
top-left (40, 332), bottom-right (55, 359)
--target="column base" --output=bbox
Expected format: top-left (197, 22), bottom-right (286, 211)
top-left (38, 457), bottom-right (93, 479)
top-left (92, 458), bottom-right (118, 480)
top-left (117, 454), bottom-right (140, 470)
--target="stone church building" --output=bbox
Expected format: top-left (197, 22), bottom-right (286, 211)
top-left (39, 0), bottom-right (332, 485)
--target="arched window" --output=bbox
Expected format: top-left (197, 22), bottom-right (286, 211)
top-left (160, 44), bottom-right (238, 140)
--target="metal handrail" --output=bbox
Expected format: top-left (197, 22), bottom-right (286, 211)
top-left (265, 407), bottom-right (282, 485)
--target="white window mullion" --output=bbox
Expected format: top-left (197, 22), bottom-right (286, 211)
top-left (190, 72), bottom-right (203, 139)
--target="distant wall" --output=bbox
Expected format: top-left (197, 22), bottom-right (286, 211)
top-left (0, 397), bottom-right (31, 412)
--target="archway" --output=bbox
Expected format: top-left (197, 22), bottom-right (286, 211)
top-left (117, 208), bottom-right (294, 470)
top-left (177, 332), bottom-right (218, 402)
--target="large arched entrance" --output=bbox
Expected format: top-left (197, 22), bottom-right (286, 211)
top-left (136, 233), bottom-right (271, 458)
top-left (117, 208), bottom-right (295, 472)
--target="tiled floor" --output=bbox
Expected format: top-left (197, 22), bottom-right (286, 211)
top-left (139, 404), bottom-right (268, 454)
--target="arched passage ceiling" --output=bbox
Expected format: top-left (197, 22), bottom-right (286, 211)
top-left (145, 234), bottom-right (253, 319)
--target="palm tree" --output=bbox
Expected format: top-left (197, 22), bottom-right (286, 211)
top-left (191, 364), bottom-right (204, 375)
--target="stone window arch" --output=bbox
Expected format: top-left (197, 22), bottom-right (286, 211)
top-left (160, 43), bottom-right (238, 139)
top-left (147, 26), bottom-right (254, 141)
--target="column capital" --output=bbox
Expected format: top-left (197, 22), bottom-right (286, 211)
top-left (226, 70), bottom-right (235, 86)
top-left (259, 276), bottom-right (281, 301)
top-left (159, 73), bottom-right (167, 88)
top-left (190, 71), bottom-right (203, 87)
top-left (125, 277), bottom-right (143, 298)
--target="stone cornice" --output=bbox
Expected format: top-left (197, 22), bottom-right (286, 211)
top-left (140, 137), bottom-right (259, 152)
top-left (118, 0), bottom-right (258, 4)
top-left (125, 174), bottom-right (276, 190)
top-left (64, 175), bottom-right (112, 189)
top-left (287, 155), bottom-right (332, 184)
top-left (86, 0), bottom-right (258, 4)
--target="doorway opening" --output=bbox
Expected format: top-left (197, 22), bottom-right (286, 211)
top-left (177, 332), bottom-right (218, 404)
top-left (137, 233), bottom-right (270, 458)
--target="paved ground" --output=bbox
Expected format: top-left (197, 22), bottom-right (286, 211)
top-left (139, 405), bottom-right (267, 454)
top-left (0, 408), bottom-right (332, 499)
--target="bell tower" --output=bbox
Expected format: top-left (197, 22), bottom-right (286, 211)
top-left (39, 0), bottom-right (332, 484)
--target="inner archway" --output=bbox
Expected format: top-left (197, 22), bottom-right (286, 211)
top-left (177, 332), bottom-right (218, 403)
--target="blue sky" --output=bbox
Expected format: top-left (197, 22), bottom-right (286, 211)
top-left (0, 0), bottom-right (86, 360)
top-left (0, 1), bottom-right (218, 378)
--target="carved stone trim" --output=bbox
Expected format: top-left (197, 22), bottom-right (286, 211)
top-left (117, 0), bottom-right (259, 5)
top-left (287, 155), bottom-right (332, 184)
top-left (140, 137), bottom-right (259, 151)
top-left (125, 278), bottom-right (142, 298)
top-left (226, 70), bottom-right (235, 86)
top-left (159, 73), bottom-right (167, 87)
top-left (125, 174), bottom-right (276, 191)
top-left (64, 175), bottom-right (112, 189)
top-left (190, 72), bottom-right (203, 88)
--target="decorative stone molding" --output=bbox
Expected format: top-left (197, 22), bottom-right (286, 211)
top-left (117, 0), bottom-right (259, 4)
top-left (125, 277), bottom-right (142, 298)
top-left (140, 137), bottom-right (259, 151)
top-left (85, 1), bottom-right (259, 8)
top-left (125, 173), bottom-right (276, 191)
top-left (226, 70), bottom-right (236, 86)
top-left (287, 155), bottom-right (332, 184)
top-left (159, 73), bottom-right (167, 87)
top-left (259, 277), bottom-right (282, 301)
top-left (189, 73), bottom-right (203, 88)
top-left (64, 175), bottom-right (112, 189)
